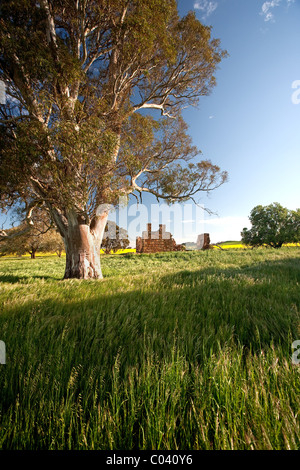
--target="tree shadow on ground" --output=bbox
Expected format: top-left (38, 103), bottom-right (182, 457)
top-left (0, 274), bottom-right (58, 283)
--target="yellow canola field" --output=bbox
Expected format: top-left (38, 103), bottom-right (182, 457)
top-left (213, 242), bottom-right (300, 250)
top-left (213, 244), bottom-right (246, 250)
top-left (12, 248), bottom-right (136, 257)
top-left (5, 244), bottom-right (300, 257)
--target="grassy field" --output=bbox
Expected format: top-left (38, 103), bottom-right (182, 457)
top-left (0, 248), bottom-right (299, 450)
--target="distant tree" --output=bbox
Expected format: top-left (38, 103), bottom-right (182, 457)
top-left (0, 206), bottom-right (54, 257)
top-left (241, 203), bottom-right (300, 248)
top-left (0, 224), bottom-right (44, 258)
top-left (0, 0), bottom-right (228, 279)
top-left (101, 221), bottom-right (130, 254)
top-left (0, 226), bottom-right (36, 258)
top-left (0, 224), bottom-right (65, 258)
top-left (291, 208), bottom-right (300, 243)
top-left (42, 229), bottom-right (65, 257)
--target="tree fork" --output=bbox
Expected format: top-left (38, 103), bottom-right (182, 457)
top-left (63, 210), bottom-right (109, 280)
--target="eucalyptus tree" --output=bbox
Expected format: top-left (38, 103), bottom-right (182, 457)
top-left (0, 0), bottom-right (227, 278)
top-left (241, 203), bottom-right (300, 248)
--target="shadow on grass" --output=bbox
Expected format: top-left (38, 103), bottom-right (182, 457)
top-left (161, 255), bottom-right (300, 285)
top-left (0, 274), bottom-right (59, 283)
top-left (0, 256), bottom-right (299, 369)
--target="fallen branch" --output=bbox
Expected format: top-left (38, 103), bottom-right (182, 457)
top-left (212, 243), bottom-right (225, 251)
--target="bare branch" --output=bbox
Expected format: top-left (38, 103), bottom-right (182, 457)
top-left (131, 102), bottom-right (176, 119)
top-left (40, 0), bottom-right (58, 50)
top-left (0, 200), bottom-right (37, 241)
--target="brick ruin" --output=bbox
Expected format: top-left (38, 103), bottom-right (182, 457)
top-left (136, 224), bottom-right (185, 253)
top-left (197, 233), bottom-right (211, 250)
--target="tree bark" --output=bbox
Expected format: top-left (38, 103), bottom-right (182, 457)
top-left (63, 210), bottom-right (109, 280)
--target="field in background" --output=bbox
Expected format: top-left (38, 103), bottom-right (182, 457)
top-left (5, 242), bottom-right (300, 258)
top-left (7, 248), bottom-right (137, 258)
top-left (215, 241), bottom-right (300, 250)
top-left (213, 241), bottom-right (246, 249)
top-left (0, 248), bottom-right (299, 449)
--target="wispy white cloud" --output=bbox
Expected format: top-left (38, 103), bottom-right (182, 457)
top-left (194, 1), bottom-right (218, 20)
top-left (260, 0), bottom-right (295, 22)
top-left (261, 0), bottom-right (280, 22)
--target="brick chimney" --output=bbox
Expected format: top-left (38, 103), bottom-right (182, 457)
top-left (147, 223), bottom-right (152, 239)
top-left (159, 224), bottom-right (163, 240)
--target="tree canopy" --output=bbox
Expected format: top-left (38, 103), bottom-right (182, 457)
top-left (0, 0), bottom-right (228, 278)
top-left (241, 203), bottom-right (300, 249)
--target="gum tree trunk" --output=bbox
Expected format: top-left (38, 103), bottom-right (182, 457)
top-left (63, 210), bottom-right (108, 280)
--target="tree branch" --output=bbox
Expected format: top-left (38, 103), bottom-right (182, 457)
top-left (131, 102), bottom-right (176, 118)
top-left (0, 201), bottom-right (37, 241)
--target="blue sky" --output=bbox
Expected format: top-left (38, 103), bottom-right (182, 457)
top-left (174, 0), bottom-right (300, 242)
top-left (123, 0), bottom-right (300, 244)
top-left (1, 0), bottom-right (299, 244)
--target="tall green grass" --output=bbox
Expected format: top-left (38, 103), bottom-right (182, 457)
top-left (0, 248), bottom-right (299, 449)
